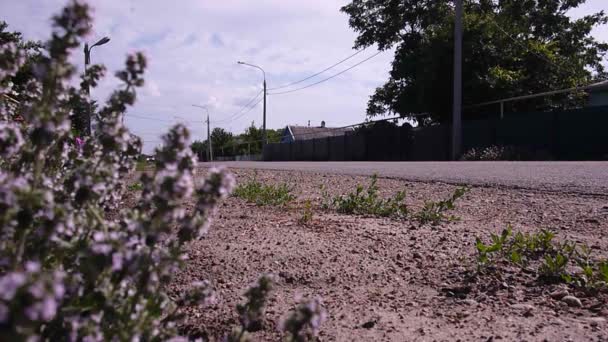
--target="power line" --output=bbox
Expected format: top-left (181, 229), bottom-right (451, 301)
top-left (211, 89), bottom-right (263, 124)
top-left (268, 47), bottom-right (369, 91)
top-left (125, 114), bottom-right (175, 122)
top-left (213, 96), bottom-right (263, 125)
top-left (488, 18), bottom-right (581, 82)
top-left (125, 113), bottom-right (203, 123)
top-left (268, 51), bottom-right (383, 96)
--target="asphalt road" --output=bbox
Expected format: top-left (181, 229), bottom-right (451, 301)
top-left (200, 161), bottom-right (608, 195)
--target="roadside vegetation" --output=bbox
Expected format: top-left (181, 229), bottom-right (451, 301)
top-left (475, 227), bottom-right (608, 291)
top-left (135, 158), bottom-right (152, 171)
top-left (323, 175), bottom-right (408, 218)
top-left (461, 145), bottom-right (553, 161)
top-left (413, 187), bottom-right (468, 225)
top-left (233, 175), bottom-right (295, 206)
top-left (0, 5), bottom-right (324, 340)
top-left (298, 199), bottom-right (314, 225)
top-left (320, 175), bottom-right (467, 224)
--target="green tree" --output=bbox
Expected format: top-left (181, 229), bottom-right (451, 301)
top-left (342, 0), bottom-right (608, 124)
top-left (191, 139), bottom-right (207, 160)
top-left (233, 122), bottom-right (283, 155)
top-left (211, 127), bottom-right (234, 156)
top-left (0, 21), bottom-right (43, 121)
top-left (236, 121), bottom-right (264, 154)
top-left (0, 21), bottom-right (104, 135)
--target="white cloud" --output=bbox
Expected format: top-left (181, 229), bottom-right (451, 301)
top-left (1, 0), bottom-right (606, 153)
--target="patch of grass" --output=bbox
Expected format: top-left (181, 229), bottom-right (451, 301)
top-left (414, 187), bottom-right (468, 225)
top-left (233, 177), bottom-right (295, 206)
top-left (329, 175), bottom-right (408, 218)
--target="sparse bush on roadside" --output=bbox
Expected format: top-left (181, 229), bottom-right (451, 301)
top-left (233, 176), bottom-right (295, 206)
top-left (461, 145), bottom-right (553, 161)
top-left (414, 187), bottom-right (468, 225)
top-left (0, 4), bottom-right (324, 340)
top-left (461, 145), bottom-right (518, 161)
top-left (329, 175), bottom-right (408, 218)
top-left (475, 227), bottom-right (608, 290)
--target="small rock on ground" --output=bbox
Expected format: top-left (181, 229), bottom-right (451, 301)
top-left (561, 295), bottom-right (582, 308)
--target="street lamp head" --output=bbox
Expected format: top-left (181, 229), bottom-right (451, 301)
top-left (237, 61), bottom-right (244, 64)
top-left (93, 36), bottom-right (110, 47)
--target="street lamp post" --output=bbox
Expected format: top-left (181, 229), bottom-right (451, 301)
top-left (451, 0), bottom-right (463, 160)
top-left (237, 61), bottom-right (267, 148)
top-left (192, 105), bottom-right (213, 161)
top-left (84, 36), bottom-right (110, 136)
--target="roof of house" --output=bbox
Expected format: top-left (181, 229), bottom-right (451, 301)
top-left (285, 125), bottom-right (354, 141)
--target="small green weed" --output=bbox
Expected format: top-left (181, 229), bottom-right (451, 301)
top-left (298, 200), bottom-right (314, 225)
top-left (330, 175), bottom-right (408, 218)
top-left (475, 227), bottom-right (608, 290)
top-left (233, 177), bottom-right (295, 206)
top-left (128, 181), bottom-right (143, 191)
top-left (136, 159), bottom-right (151, 171)
top-left (540, 252), bottom-right (570, 282)
top-left (414, 187), bottom-right (468, 225)
top-left (320, 184), bottom-right (332, 210)
top-left (475, 227), bottom-right (512, 270)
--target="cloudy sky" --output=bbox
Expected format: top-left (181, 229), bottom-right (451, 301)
top-left (2, 0), bottom-right (607, 153)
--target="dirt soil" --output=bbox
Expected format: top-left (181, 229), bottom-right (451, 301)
top-left (170, 167), bottom-right (608, 341)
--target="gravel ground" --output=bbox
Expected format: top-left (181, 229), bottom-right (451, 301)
top-left (172, 167), bottom-right (608, 341)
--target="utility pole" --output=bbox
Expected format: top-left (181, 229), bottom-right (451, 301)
top-left (206, 114), bottom-right (213, 162)
top-left (451, 0), bottom-right (463, 160)
top-left (263, 78), bottom-right (267, 147)
top-left (193, 104), bottom-right (213, 161)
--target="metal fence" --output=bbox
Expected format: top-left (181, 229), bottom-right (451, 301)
top-left (263, 105), bottom-right (608, 161)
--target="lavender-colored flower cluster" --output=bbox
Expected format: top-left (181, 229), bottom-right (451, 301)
top-left (280, 297), bottom-right (327, 342)
top-left (0, 2), bottom-right (234, 340)
top-left (2, 3), bottom-right (326, 340)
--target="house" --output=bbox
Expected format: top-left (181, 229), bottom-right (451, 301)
top-left (280, 121), bottom-right (355, 143)
top-left (587, 80), bottom-right (608, 107)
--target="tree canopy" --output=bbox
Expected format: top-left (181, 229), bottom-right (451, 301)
top-left (190, 122), bottom-right (283, 159)
top-left (341, 0), bottom-right (608, 124)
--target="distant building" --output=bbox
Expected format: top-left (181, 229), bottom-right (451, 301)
top-left (280, 121), bottom-right (355, 143)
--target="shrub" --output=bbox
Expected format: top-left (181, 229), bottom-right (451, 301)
top-left (233, 176), bottom-right (295, 206)
top-left (461, 145), bottom-right (553, 161)
top-left (330, 175), bottom-right (408, 218)
top-left (0, 3), bottom-right (322, 340)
